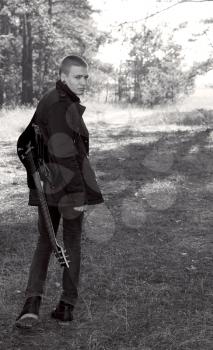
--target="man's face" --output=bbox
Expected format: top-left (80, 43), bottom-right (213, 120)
top-left (62, 65), bottom-right (89, 96)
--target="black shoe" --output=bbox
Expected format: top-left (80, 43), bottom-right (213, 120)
top-left (51, 300), bottom-right (74, 323)
top-left (15, 296), bottom-right (41, 328)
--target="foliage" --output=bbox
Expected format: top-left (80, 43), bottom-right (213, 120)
top-left (116, 25), bottom-right (196, 106)
top-left (0, 0), bottom-right (108, 105)
top-left (1, 1), bottom-right (212, 107)
top-left (87, 60), bottom-right (116, 102)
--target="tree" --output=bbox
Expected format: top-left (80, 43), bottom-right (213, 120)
top-left (88, 60), bottom-right (115, 102)
top-left (0, 0), bottom-right (107, 106)
top-left (21, 5), bottom-right (33, 104)
top-left (116, 25), bottom-right (198, 106)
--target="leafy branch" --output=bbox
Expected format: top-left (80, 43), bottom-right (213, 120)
top-left (114, 0), bottom-right (213, 28)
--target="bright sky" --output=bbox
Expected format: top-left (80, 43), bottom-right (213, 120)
top-left (89, 0), bottom-right (213, 78)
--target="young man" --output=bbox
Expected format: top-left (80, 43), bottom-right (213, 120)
top-left (15, 55), bottom-right (104, 328)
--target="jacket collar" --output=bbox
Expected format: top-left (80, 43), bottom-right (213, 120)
top-left (56, 80), bottom-right (80, 103)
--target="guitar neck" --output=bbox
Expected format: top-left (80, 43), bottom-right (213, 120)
top-left (26, 150), bottom-right (58, 252)
top-left (33, 172), bottom-right (58, 252)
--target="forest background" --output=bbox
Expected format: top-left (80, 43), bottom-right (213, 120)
top-left (1, 0), bottom-right (213, 108)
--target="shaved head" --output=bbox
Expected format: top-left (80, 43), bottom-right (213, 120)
top-left (59, 55), bottom-right (88, 77)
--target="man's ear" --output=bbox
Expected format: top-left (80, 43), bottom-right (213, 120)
top-left (60, 73), bottom-right (67, 84)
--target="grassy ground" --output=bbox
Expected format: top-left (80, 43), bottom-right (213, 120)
top-left (1, 101), bottom-right (213, 349)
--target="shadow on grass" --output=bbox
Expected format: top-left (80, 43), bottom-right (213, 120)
top-left (1, 120), bottom-right (213, 349)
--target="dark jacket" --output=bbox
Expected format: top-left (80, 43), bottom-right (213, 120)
top-left (17, 80), bottom-right (104, 208)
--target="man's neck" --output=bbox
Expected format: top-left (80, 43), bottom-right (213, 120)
top-left (56, 80), bottom-right (80, 103)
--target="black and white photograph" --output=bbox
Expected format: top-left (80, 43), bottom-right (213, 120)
top-left (1, 0), bottom-right (213, 349)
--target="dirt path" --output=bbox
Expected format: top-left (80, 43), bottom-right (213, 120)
top-left (1, 121), bottom-right (213, 350)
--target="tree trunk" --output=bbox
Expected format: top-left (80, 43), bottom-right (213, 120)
top-left (21, 12), bottom-right (33, 104)
top-left (0, 76), bottom-right (4, 107)
top-left (0, 0), bottom-right (8, 107)
top-left (48, 0), bottom-right (52, 17)
top-left (105, 81), bottom-right (109, 103)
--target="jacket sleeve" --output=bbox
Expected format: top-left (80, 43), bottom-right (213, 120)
top-left (45, 103), bottom-right (87, 203)
top-left (16, 114), bottom-right (38, 190)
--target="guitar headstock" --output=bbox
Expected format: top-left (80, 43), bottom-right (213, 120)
top-left (55, 244), bottom-right (70, 268)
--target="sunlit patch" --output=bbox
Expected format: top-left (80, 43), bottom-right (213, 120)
top-left (205, 181), bottom-right (213, 193)
top-left (121, 197), bottom-right (147, 228)
top-left (143, 146), bottom-right (174, 173)
top-left (140, 180), bottom-right (177, 210)
top-left (188, 145), bottom-right (199, 154)
top-left (83, 204), bottom-right (115, 243)
top-left (48, 133), bottom-right (77, 158)
top-left (99, 110), bottom-right (137, 127)
top-left (206, 129), bottom-right (213, 141)
top-left (94, 135), bottom-right (160, 152)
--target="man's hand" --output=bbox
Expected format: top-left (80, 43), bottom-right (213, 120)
top-left (73, 204), bottom-right (88, 212)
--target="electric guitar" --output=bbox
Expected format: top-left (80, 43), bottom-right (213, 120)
top-left (18, 141), bottom-right (70, 269)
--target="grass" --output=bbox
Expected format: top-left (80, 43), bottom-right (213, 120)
top-left (1, 97), bottom-right (213, 349)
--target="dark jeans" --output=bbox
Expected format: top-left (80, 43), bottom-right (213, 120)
top-left (25, 205), bottom-right (84, 306)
